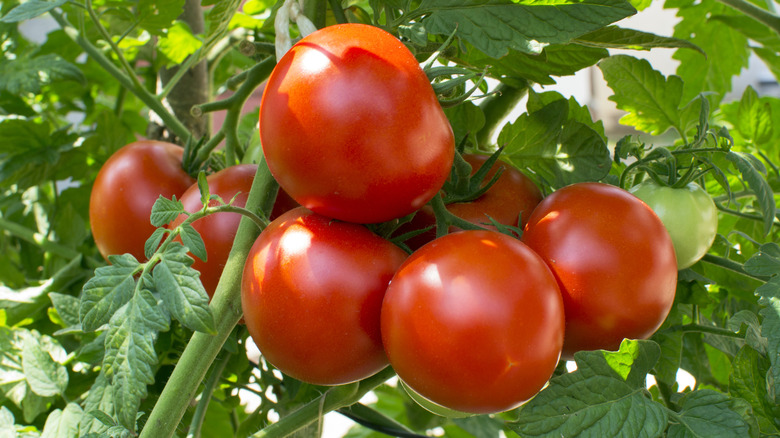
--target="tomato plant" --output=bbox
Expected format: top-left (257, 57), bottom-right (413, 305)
top-left (630, 180), bottom-right (718, 269)
top-left (522, 182), bottom-right (678, 357)
top-left (381, 230), bottom-right (564, 414)
top-left (398, 153), bottom-right (543, 249)
top-left (5, 0), bottom-right (780, 436)
top-left (241, 207), bottom-right (407, 385)
top-left (89, 140), bottom-right (195, 261)
top-left (260, 23), bottom-right (455, 224)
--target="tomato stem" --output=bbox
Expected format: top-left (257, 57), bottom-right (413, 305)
top-left (139, 160), bottom-right (279, 438)
top-left (49, 11), bottom-right (192, 142)
top-left (661, 323), bottom-right (746, 339)
top-left (251, 367), bottom-right (397, 438)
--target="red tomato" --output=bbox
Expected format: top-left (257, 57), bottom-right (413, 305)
top-left (171, 164), bottom-right (299, 298)
top-left (381, 230), bottom-right (564, 414)
top-left (260, 23), bottom-right (454, 224)
top-left (522, 182), bottom-right (678, 358)
top-left (89, 140), bottom-right (195, 261)
top-left (241, 207), bottom-right (407, 385)
top-left (398, 153), bottom-right (543, 249)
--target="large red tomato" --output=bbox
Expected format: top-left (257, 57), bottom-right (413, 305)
top-left (398, 153), bottom-right (543, 249)
top-left (171, 164), bottom-right (298, 298)
top-left (241, 207), bottom-right (407, 385)
top-left (522, 182), bottom-right (678, 358)
top-left (381, 230), bottom-right (564, 414)
top-left (89, 140), bottom-right (195, 261)
top-left (260, 23), bottom-right (454, 224)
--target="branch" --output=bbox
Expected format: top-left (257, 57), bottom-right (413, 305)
top-left (49, 10), bottom-right (192, 142)
top-left (716, 0), bottom-right (780, 36)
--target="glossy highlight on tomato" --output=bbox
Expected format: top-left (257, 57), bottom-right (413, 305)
top-left (630, 180), bottom-right (718, 269)
top-left (522, 182), bottom-right (678, 358)
top-left (260, 23), bottom-right (454, 224)
top-left (241, 207), bottom-right (407, 385)
top-left (89, 140), bottom-right (195, 261)
top-left (381, 230), bottom-right (564, 414)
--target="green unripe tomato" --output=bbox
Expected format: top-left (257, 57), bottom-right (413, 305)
top-left (629, 180), bottom-right (718, 269)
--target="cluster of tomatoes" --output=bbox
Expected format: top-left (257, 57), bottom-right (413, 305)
top-left (88, 23), bottom-right (717, 416)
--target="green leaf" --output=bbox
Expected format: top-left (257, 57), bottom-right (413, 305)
top-left (22, 334), bottom-right (68, 397)
top-left (460, 43), bottom-right (608, 86)
top-left (197, 171), bottom-right (210, 206)
top-left (510, 340), bottom-right (668, 438)
top-left (672, 0), bottom-right (750, 104)
top-left (153, 244), bottom-right (215, 334)
top-left (0, 406), bottom-right (14, 438)
top-left (526, 90), bottom-right (607, 141)
top-left (598, 55), bottom-right (683, 136)
top-left (41, 403), bottom-right (83, 438)
top-left (736, 86), bottom-right (773, 145)
top-left (144, 227), bottom-right (167, 260)
top-left (137, 0), bottom-right (186, 35)
top-left (48, 293), bottom-right (80, 328)
top-left (0, 0), bottom-right (68, 22)
top-left (103, 290), bottom-right (170, 431)
top-left (416, 0), bottom-right (636, 58)
top-left (443, 101), bottom-right (485, 149)
top-left (150, 195), bottom-right (184, 227)
top-left (202, 0), bottom-right (243, 61)
top-left (80, 255), bottom-right (139, 332)
top-left (179, 223), bottom-right (208, 263)
top-left (499, 99), bottom-right (611, 188)
top-left (0, 326), bottom-right (50, 423)
top-left (724, 152), bottom-right (776, 236)
top-left (754, 277), bottom-right (780, 405)
top-left (157, 21), bottom-right (203, 66)
top-left (0, 53), bottom-right (85, 94)
top-left (744, 244), bottom-right (780, 277)
top-left (575, 26), bottom-right (703, 53)
top-left (728, 346), bottom-right (780, 434)
top-left (79, 373), bottom-right (114, 435)
top-left (668, 390), bottom-right (755, 438)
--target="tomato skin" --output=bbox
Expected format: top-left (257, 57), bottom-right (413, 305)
top-left (629, 180), bottom-right (718, 269)
top-left (89, 140), bottom-right (195, 261)
top-left (241, 207), bottom-right (407, 385)
top-left (522, 182), bottom-right (678, 358)
top-left (260, 23), bottom-right (454, 224)
top-left (381, 230), bottom-right (564, 414)
top-left (399, 153), bottom-right (543, 249)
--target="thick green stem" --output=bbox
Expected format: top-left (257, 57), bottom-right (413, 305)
top-left (716, 0), bottom-right (780, 36)
top-left (139, 161), bottom-right (279, 438)
top-left (475, 84), bottom-right (529, 148)
top-left (252, 367), bottom-right (396, 438)
top-left (50, 11), bottom-right (192, 142)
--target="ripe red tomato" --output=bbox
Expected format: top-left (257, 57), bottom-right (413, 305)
top-left (522, 182), bottom-right (678, 358)
top-left (241, 207), bottom-right (407, 385)
top-left (260, 23), bottom-right (454, 224)
top-left (89, 140), bottom-right (195, 261)
top-left (398, 153), bottom-right (543, 249)
top-left (381, 230), bottom-right (564, 414)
